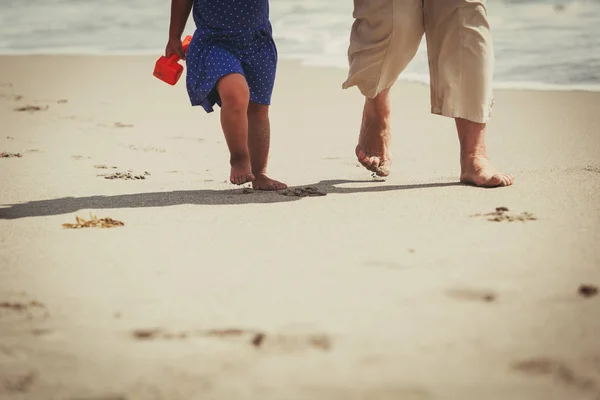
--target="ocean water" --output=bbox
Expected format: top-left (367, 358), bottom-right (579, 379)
top-left (1, 0), bottom-right (599, 91)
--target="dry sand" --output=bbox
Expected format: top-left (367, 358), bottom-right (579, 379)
top-left (0, 55), bottom-right (599, 400)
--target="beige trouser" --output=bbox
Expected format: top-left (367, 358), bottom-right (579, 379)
top-left (342, 0), bottom-right (495, 123)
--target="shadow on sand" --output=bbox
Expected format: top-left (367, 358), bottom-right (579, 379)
top-left (0, 179), bottom-right (463, 220)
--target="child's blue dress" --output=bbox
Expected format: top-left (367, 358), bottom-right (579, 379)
top-left (185, 0), bottom-right (277, 113)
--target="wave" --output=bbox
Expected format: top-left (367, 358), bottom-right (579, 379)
top-left (1, 0), bottom-right (599, 92)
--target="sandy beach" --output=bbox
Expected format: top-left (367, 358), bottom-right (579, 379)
top-left (1, 55), bottom-right (599, 400)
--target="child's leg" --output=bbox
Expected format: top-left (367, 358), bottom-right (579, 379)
top-left (247, 101), bottom-right (287, 190)
top-left (216, 73), bottom-right (254, 185)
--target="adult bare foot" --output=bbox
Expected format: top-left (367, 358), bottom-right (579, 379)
top-left (456, 118), bottom-right (514, 188)
top-left (252, 173), bottom-right (287, 191)
top-left (460, 156), bottom-right (514, 187)
top-left (230, 156), bottom-right (254, 185)
top-left (356, 89), bottom-right (392, 177)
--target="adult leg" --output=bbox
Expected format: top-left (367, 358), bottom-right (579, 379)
top-left (342, 0), bottom-right (424, 176)
top-left (424, 0), bottom-right (513, 187)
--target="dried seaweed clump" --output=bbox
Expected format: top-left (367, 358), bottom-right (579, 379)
top-left (472, 207), bottom-right (536, 222)
top-left (63, 213), bottom-right (124, 229)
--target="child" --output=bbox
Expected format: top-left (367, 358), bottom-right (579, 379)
top-left (165, 0), bottom-right (287, 190)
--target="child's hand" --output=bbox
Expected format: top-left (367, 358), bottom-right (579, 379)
top-left (165, 38), bottom-right (185, 59)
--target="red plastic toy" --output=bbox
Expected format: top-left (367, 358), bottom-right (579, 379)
top-left (153, 35), bottom-right (193, 86)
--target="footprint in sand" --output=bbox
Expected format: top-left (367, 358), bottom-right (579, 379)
top-left (98, 171), bottom-right (150, 180)
top-left (131, 327), bottom-right (332, 352)
top-left (113, 122), bottom-right (133, 128)
top-left (0, 93), bottom-right (22, 101)
top-left (582, 165), bottom-right (600, 173)
top-left (300, 385), bottom-right (433, 400)
top-left (578, 284), bottom-right (598, 298)
top-left (0, 344), bottom-right (14, 357)
top-left (445, 288), bottom-right (497, 303)
top-left (169, 136), bottom-right (205, 143)
top-left (132, 328), bottom-right (188, 341)
top-left (93, 164), bottom-right (118, 170)
top-left (279, 186), bottom-right (326, 197)
top-left (31, 328), bottom-right (53, 337)
top-left (0, 152), bottom-right (22, 158)
top-left (1, 371), bottom-right (36, 394)
top-left (0, 300), bottom-right (48, 320)
top-left (14, 105), bottom-right (48, 113)
top-left (511, 357), bottom-right (597, 392)
top-left (126, 144), bottom-right (165, 153)
top-left (0, 300), bottom-right (45, 312)
top-left (585, 355), bottom-right (600, 375)
top-left (199, 328), bottom-right (332, 351)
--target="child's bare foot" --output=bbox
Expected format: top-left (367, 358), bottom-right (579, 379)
top-left (252, 173), bottom-right (287, 191)
top-left (230, 158), bottom-right (254, 185)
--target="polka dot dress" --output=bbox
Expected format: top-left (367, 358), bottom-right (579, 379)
top-left (185, 0), bottom-right (277, 113)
